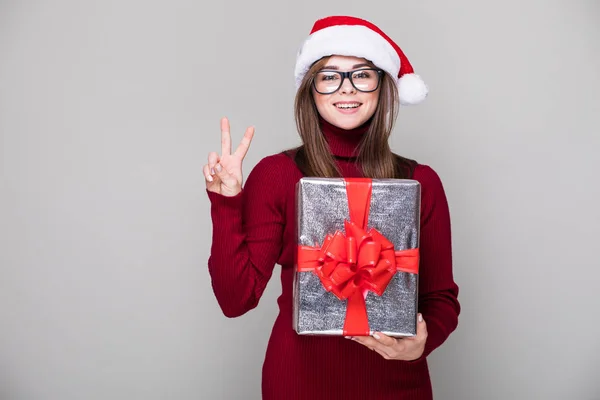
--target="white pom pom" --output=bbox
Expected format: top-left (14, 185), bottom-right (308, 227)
top-left (398, 73), bottom-right (428, 105)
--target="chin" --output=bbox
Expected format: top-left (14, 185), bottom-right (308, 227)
top-left (336, 122), bottom-right (361, 130)
top-left (329, 117), bottom-right (367, 130)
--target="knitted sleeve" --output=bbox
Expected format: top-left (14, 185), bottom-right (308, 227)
top-left (413, 164), bottom-right (461, 358)
top-left (206, 155), bottom-right (286, 317)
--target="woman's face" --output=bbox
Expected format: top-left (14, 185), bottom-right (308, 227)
top-left (312, 55), bottom-right (380, 130)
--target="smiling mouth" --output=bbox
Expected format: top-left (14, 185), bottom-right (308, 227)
top-left (334, 102), bottom-right (362, 109)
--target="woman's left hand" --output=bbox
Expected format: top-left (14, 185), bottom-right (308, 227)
top-left (349, 313), bottom-right (428, 361)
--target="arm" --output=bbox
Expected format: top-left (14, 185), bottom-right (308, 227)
top-left (207, 156), bottom-right (285, 317)
top-left (415, 164), bottom-right (461, 358)
top-left (343, 164), bottom-right (460, 360)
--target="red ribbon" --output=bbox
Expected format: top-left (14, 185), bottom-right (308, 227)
top-left (297, 178), bottom-right (419, 336)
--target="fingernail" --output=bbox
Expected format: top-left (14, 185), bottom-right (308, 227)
top-left (373, 333), bottom-right (381, 340)
top-left (418, 314), bottom-right (423, 323)
top-left (206, 175), bottom-right (213, 182)
top-left (215, 164), bottom-right (222, 172)
top-left (344, 336), bottom-right (351, 339)
top-left (210, 168), bottom-right (215, 175)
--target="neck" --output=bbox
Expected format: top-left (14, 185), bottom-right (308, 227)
top-left (320, 117), bottom-right (370, 158)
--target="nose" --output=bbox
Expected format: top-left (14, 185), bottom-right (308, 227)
top-left (339, 76), bottom-right (356, 94)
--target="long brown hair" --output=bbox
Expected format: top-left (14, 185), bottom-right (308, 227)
top-left (291, 56), bottom-right (415, 179)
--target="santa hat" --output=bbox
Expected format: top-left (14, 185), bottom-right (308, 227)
top-left (294, 16), bottom-right (428, 105)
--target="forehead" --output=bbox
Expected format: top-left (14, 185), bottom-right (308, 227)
top-left (323, 55), bottom-right (370, 68)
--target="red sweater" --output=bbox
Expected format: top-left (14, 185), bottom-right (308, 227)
top-left (207, 122), bottom-right (460, 399)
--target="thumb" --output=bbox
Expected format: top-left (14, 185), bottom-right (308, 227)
top-left (406, 313), bottom-right (427, 341)
top-left (416, 313), bottom-right (427, 338)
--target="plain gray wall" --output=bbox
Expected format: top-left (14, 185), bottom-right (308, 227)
top-left (1, 0), bottom-right (599, 399)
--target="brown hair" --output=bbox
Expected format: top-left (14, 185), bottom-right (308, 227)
top-left (291, 57), bottom-right (415, 179)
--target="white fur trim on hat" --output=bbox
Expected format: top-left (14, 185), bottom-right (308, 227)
top-left (294, 25), bottom-right (400, 89)
top-left (294, 24), bottom-right (427, 105)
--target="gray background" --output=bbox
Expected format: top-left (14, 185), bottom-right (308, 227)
top-left (1, 0), bottom-right (599, 399)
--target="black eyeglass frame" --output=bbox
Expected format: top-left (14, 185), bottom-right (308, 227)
top-left (311, 68), bottom-right (385, 95)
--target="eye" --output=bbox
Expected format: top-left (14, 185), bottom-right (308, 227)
top-left (317, 72), bottom-right (340, 81)
top-left (352, 70), bottom-right (371, 79)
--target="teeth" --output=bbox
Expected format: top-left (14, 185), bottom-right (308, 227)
top-left (336, 103), bottom-right (360, 109)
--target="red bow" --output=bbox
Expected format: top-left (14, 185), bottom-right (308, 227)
top-left (297, 178), bottom-right (419, 336)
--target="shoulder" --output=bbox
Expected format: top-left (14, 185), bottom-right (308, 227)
top-left (247, 151), bottom-right (301, 180)
top-left (243, 151), bottom-right (302, 200)
top-left (412, 163), bottom-right (444, 187)
top-left (412, 163), bottom-right (450, 216)
top-left (412, 163), bottom-right (449, 202)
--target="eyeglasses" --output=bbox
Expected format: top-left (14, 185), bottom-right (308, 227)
top-left (312, 68), bottom-right (384, 95)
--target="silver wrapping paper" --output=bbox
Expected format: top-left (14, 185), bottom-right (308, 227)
top-left (293, 178), bottom-right (420, 337)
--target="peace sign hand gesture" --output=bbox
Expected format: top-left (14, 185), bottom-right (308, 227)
top-left (204, 117), bottom-right (255, 197)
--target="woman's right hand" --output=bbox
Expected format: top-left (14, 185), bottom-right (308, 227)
top-left (204, 117), bottom-right (255, 197)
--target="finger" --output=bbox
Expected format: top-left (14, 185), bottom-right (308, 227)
top-left (208, 152), bottom-right (219, 173)
top-left (203, 164), bottom-right (214, 183)
top-left (352, 336), bottom-right (396, 359)
top-left (233, 126), bottom-right (255, 159)
top-left (417, 313), bottom-right (427, 335)
top-left (406, 313), bottom-right (428, 341)
top-left (372, 333), bottom-right (404, 359)
top-left (371, 332), bottom-right (397, 348)
top-left (348, 335), bottom-right (370, 345)
top-left (221, 117), bottom-right (231, 156)
top-left (350, 335), bottom-right (379, 350)
top-left (213, 162), bottom-right (231, 182)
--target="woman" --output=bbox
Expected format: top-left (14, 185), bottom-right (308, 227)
top-left (204, 15), bottom-right (460, 400)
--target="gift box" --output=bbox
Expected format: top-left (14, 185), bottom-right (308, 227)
top-left (293, 177), bottom-right (420, 337)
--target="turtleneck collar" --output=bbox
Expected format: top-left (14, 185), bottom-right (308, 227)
top-left (320, 117), bottom-right (370, 158)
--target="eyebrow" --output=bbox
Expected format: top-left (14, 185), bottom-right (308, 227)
top-left (320, 63), bottom-right (371, 70)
